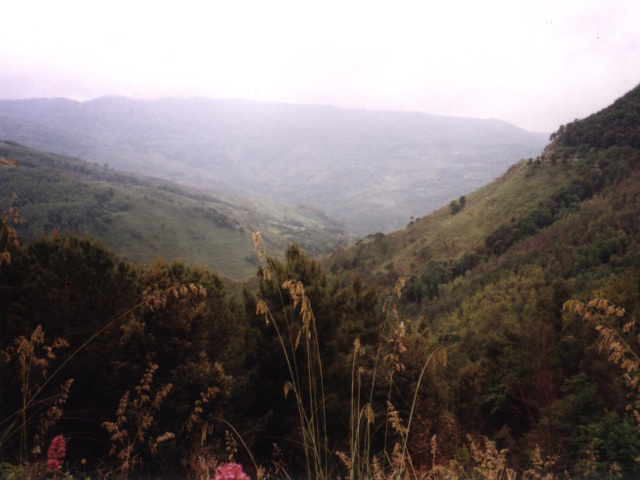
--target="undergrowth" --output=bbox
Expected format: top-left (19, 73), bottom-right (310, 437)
top-left (0, 215), bottom-right (634, 479)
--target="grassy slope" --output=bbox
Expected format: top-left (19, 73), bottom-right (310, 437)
top-left (325, 156), bottom-right (573, 283)
top-left (0, 141), bottom-right (355, 280)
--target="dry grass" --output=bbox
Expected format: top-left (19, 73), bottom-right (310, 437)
top-left (1, 325), bottom-right (71, 465)
top-left (0, 156), bottom-right (21, 266)
top-left (101, 363), bottom-right (174, 477)
top-left (564, 299), bottom-right (640, 429)
top-left (0, 280), bottom-right (222, 479)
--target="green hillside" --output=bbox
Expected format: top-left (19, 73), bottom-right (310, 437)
top-left (322, 84), bottom-right (640, 474)
top-left (325, 156), bottom-right (573, 285)
top-left (0, 140), bottom-right (354, 279)
top-left (327, 85), bottom-right (640, 295)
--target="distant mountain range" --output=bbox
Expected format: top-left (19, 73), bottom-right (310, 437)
top-left (0, 96), bottom-right (548, 234)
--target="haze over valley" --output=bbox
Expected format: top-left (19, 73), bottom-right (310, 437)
top-left (0, 96), bottom-right (548, 235)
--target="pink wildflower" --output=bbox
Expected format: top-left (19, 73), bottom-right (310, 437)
top-left (214, 462), bottom-right (250, 480)
top-left (47, 458), bottom-right (64, 472)
top-left (46, 435), bottom-right (66, 472)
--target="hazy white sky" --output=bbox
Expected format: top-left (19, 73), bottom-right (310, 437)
top-left (1, 0), bottom-right (639, 132)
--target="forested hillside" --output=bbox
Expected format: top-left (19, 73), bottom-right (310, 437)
top-left (2, 85), bottom-right (640, 479)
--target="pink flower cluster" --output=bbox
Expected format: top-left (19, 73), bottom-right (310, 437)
top-left (214, 462), bottom-right (250, 480)
top-left (46, 435), bottom-right (66, 472)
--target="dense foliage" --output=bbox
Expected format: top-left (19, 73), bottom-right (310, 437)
top-left (0, 232), bottom-right (250, 474)
top-left (550, 84), bottom-right (640, 150)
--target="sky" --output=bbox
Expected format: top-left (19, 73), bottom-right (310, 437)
top-left (1, 0), bottom-right (639, 132)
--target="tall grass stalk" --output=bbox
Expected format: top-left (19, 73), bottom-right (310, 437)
top-left (564, 299), bottom-right (640, 429)
top-left (0, 326), bottom-right (69, 461)
top-left (255, 295), bottom-right (326, 479)
top-left (346, 280), bottom-right (405, 480)
top-left (1, 282), bottom-right (206, 471)
top-left (395, 346), bottom-right (446, 480)
top-left (253, 232), bottom-right (450, 480)
top-left (254, 231), bottom-right (329, 480)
